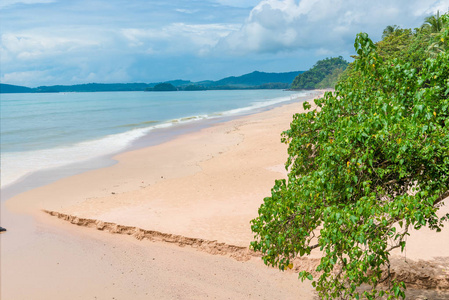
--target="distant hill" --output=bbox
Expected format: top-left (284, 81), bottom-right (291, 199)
top-left (166, 80), bottom-right (191, 87)
top-left (147, 83), bottom-right (178, 91)
top-left (198, 71), bottom-right (303, 88)
top-left (0, 83), bottom-right (34, 93)
top-left (0, 71), bottom-right (304, 93)
top-left (35, 83), bottom-right (157, 93)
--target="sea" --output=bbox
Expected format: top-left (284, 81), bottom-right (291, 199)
top-left (0, 89), bottom-right (310, 194)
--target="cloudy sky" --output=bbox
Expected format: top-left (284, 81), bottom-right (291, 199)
top-left (1, 0), bottom-right (448, 87)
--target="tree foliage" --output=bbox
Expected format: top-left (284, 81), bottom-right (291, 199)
top-left (423, 10), bottom-right (444, 33)
top-left (382, 25), bottom-right (400, 39)
top-left (291, 57), bottom-right (349, 89)
top-left (251, 12), bottom-right (449, 300)
top-left (426, 13), bottom-right (449, 57)
top-left (315, 67), bottom-right (346, 89)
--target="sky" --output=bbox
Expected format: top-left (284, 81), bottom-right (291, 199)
top-left (1, 0), bottom-right (448, 87)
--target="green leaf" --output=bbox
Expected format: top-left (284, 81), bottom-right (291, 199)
top-left (251, 24), bottom-right (449, 299)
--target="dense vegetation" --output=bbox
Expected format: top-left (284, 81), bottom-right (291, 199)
top-left (251, 11), bottom-right (449, 299)
top-left (291, 57), bottom-right (349, 89)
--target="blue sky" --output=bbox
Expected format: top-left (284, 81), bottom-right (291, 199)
top-left (1, 0), bottom-right (448, 87)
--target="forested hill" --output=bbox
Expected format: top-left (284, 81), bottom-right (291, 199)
top-left (200, 71), bottom-right (303, 87)
top-left (32, 81), bottom-right (190, 93)
top-left (291, 56), bottom-right (349, 89)
top-left (0, 70), bottom-right (304, 93)
top-left (0, 83), bottom-right (35, 93)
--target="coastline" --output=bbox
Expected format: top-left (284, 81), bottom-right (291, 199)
top-left (2, 89), bottom-right (448, 299)
top-left (4, 91), bottom-right (324, 242)
top-left (0, 90), bottom-right (311, 200)
top-left (1, 91), bottom-right (323, 299)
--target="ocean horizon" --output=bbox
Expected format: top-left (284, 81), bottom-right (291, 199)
top-left (1, 89), bottom-right (310, 189)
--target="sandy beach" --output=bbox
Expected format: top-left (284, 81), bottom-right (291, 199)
top-left (1, 90), bottom-right (449, 299)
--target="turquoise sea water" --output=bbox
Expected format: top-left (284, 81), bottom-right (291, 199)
top-left (1, 89), bottom-right (308, 188)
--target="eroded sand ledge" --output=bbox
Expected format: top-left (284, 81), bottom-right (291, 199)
top-left (44, 209), bottom-right (449, 290)
top-left (43, 209), bottom-right (257, 261)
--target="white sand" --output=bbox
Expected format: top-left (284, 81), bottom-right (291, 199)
top-left (2, 90), bottom-right (448, 298)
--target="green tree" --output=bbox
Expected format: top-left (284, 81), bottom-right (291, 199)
top-left (346, 13), bottom-right (448, 79)
top-left (377, 28), bottom-right (413, 59)
top-left (382, 25), bottom-right (399, 39)
top-left (291, 57), bottom-right (349, 89)
top-left (251, 32), bottom-right (449, 299)
top-left (422, 10), bottom-right (443, 33)
top-left (375, 27), bottom-right (430, 71)
top-left (426, 13), bottom-right (449, 56)
top-left (315, 67), bottom-right (346, 89)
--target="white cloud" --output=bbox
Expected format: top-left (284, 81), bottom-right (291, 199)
top-left (70, 68), bottom-right (131, 84)
top-left (0, 21), bottom-right (242, 86)
top-left (216, 0), bottom-right (449, 55)
top-left (1, 31), bottom-right (102, 64)
top-left (0, 70), bottom-right (55, 86)
top-left (216, 0), bottom-right (261, 8)
top-left (175, 8), bottom-right (198, 14)
top-left (1, 0), bottom-right (448, 87)
top-left (0, 0), bottom-right (55, 8)
top-left (120, 23), bottom-right (240, 55)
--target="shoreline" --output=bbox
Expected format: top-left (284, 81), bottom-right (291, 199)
top-left (0, 90), bottom-right (316, 202)
top-left (2, 89), bottom-right (448, 299)
top-left (1, 91), bottom-right (324, 299)
top-left (4, 91), bottom-right (325, 239)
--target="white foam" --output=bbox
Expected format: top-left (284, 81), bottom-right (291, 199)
top-left (222, 92), bottom-right (307, 116)
top-left (169, 114), bottom-right (210, 124)
top-left (0, 126), bottom-right (153, 188)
